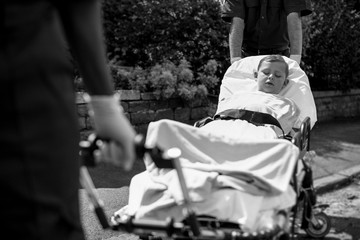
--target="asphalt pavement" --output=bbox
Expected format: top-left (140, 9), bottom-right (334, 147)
top-left (310, 117), bottom-right (360, 194)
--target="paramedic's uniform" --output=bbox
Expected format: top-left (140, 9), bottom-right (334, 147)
top-left (0, 1), bottom-right (84, 239)
top-left (221, 0), bottom-right (312, 56)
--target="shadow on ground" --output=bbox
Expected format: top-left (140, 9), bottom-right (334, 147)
top-left (87, 159), bottom-right (146, 188)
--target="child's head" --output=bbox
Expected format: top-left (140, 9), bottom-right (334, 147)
top-left (254, 55), bottom-right (289, 94)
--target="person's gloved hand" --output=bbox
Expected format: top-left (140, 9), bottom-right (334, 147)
top-left (290, 54), bottom-right (301, 65)
top-left (85, 94), bottom-right (136, 170)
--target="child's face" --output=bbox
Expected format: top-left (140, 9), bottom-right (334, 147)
top-left (256, 61), bottom-right (288, 94)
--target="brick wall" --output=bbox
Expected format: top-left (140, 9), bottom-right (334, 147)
top-left (77, 89), bottom-right (360, 137)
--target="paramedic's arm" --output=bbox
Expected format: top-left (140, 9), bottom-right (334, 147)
top-left (57, 1), bottom-right (112, 95)
top-left (287, 12), bottom-right (302, 64)
top-left (229, 17), bottom-right (245, 64)
top-left (57, 1), bottom-right (136, 170)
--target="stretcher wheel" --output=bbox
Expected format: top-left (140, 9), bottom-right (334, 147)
top-left (305, 212), bottom-right (331, 238)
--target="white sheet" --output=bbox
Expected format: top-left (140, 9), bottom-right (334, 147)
top-left (219, 55), bottom-right (317, 128)
top-left (122, 172), bottom-right (296, 232)
top-left (117, 119), bottom-right (299, 231)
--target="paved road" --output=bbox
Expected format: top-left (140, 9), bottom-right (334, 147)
top-left (297, 178), bottom-right (360, 240)
top-left (310, 117), bottom-right (360, 181)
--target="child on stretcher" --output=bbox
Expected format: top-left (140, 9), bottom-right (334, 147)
top-left (113, 55), bottom-right (301, 232)
top-left (200, 54), bottom-right (300, 140)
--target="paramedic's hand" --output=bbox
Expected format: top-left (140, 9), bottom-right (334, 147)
top-left (290, 54), bottom-right (301, 65)
top-left (86, 94), bottom-right (136, 170)
top-left (230, 56), bottom-right (242, 64)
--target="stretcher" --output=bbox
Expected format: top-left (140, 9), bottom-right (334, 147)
top-left (79, 56), bottom-right (331, 239)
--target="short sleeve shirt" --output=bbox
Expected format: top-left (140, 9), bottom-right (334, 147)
top-left (221, 0), bottom-right (312, 50)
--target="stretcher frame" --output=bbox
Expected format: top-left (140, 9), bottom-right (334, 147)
top-left (79, 117), bottom-right (331, 240)
top-left (289, 117), bottom-right (331, 238)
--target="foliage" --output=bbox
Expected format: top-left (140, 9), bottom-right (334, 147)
top-left (111, 59), bottom-right (220, 102)
top-left (302, 0), bottom-right (360, 91)
top-left (101, 0), bottom-right (230, 79)
top-left (79, 0), bottom-right (360, 96)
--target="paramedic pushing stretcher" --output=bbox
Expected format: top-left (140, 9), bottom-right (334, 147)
top-left (0, 1), bottom-right (136, 239)
top-left (221, 0), bottom-right (312, 64)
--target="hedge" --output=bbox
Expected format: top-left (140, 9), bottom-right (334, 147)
top-left (302, 0), bottom-right (360, 91)
top-left (77, 0), bottom-right (360, 96)
top-left (102, 0), bottom-right (230, 75)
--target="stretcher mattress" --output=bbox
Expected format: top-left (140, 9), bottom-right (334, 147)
top-left (219, 55), bottom-right (317, 128)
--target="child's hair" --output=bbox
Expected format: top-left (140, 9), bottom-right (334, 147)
top-left (257, 55), bottom-right (289, 78)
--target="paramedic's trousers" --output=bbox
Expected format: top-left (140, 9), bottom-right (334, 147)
top-left (0, 63), bottom-right (84, 240)
top-left (0, 2), bottom-right (84, 239)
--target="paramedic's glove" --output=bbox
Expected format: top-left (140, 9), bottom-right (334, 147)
top-left (290, 54), bottom-right (301, 65)
top-left (230, 56), bottom-right (242, 64)
top-left (86, 94), bottom-right (136, 170)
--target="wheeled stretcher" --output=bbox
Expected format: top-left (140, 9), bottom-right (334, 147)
top-left (80, 56), bottom-right (331, 239)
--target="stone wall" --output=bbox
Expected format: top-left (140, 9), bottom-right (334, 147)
top-left (313, 89), bottom-right (360, 122)
top-left (77, 90), bottom-right (217, 137)
top-left (77, 89), bottom-right (360, 137)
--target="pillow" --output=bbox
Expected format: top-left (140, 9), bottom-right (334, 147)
top-left (218, 55), bottom-right (317, 129)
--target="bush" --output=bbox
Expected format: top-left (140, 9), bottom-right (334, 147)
top-left (302, 0), bottom-right (360, 91)
top-left (112, 59), bottom-right (221, 102)
top-left (85, 0), bottom-right (360, 96)
top-left (102, 0), bottom-right (230, 79)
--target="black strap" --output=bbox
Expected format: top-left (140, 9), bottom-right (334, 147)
top-left (214, 109), bottom-right (285, 135)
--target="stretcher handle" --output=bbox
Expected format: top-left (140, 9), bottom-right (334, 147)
top-left (79, 134), bottom-right (201, 235)
top-left (163, 148), bottom-right (200, 236)
top-left (79, 134), bottom-right (174, 169)
top-left (112, 215), bottom-right (182, 236)
top-left (111, 212), bottom-right (288, 239)
top-left (79, 134), bottom-right (114, 229)
top-left (79, 166), bottom-right (110, 229)
top-left (291, 117), bottom-right (311, 152)
top-left (79, 134), bottom-right (103, 167)
top-left (112, 215), bottom-right (207, 238)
